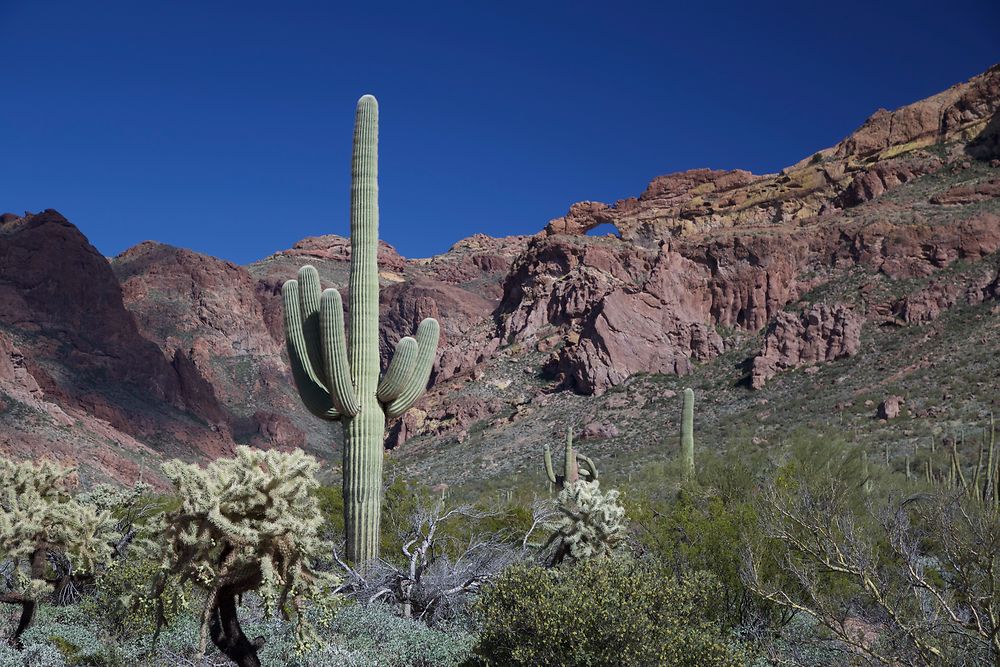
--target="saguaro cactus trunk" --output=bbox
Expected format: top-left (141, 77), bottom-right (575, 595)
top-left (282, 95), bottom-right (439, 565)
top-left (543, 427), bottom-right (598, 491)
top-left (681, 388), bottom-right (695, 480)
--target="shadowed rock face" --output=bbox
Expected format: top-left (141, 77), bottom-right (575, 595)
top-left (0, 211), bottom-right (242, 483)
top-left (2, 64), bottom-right (999, 475)
top-left (111, 241), bottom-right (304, 449)
top-left (0, 211), bottom-right (184, 403)
top-left (750, 304), bottom-right (864, 390)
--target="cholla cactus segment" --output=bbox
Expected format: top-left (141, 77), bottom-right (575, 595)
top-left (546, 480), bottom-right (627, 564)
top-left (282, 95), bottom-right (440, 565)
top-left (0, 458), bottom-right (115, 586)
top-left (157, 446), bottom-right (338, 657)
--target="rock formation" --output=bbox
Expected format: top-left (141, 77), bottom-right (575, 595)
top-left (1, 64), bottom-right (999, 478)
top-left (750, 304), bottom-right (864, 390)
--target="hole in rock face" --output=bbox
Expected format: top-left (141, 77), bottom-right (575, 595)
top-left (584, 223), bottom-right (621, 238)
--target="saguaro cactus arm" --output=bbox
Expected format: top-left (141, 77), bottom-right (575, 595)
top-left (544, 444), bottom-right (559, 485)
top-left (385, 318), bottom-right (440, 419)
top-left (319, 288), bottom-right (360, 415)
top-left (543, 427), bottom-right (598, 489)
top-left (282, 277), bottom-right (339, 420)
top-left (577, 454), bottom-right (599, 481)
top-left (376, 337), bottom-right (418, 403)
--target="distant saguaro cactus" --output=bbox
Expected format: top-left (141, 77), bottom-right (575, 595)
top-left (543, 427), bottom-right (598, 490)
top-left (680, 388), bottom-right (695, 480)
top-left (282, 95), bottom-right (439, 566)
top-left (925, 415), bottom-right (999, 512)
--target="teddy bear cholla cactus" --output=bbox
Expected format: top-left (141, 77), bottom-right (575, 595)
top-left (541, 431), bottom-right (625, 565)
top-left (545, 480), bottom-right (627, 565)
top-left (154, 446), bottom-right (337, 667)
top-left (0, 457), bottom-right (115, 647)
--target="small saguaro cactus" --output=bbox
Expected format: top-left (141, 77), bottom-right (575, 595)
top-left (543, 427), bottom-right (598, 490)
top-left (282, 95), bottom-right (440, 566)
top-left (923, 415), bottom-right (999, 512)
top-left (680, 387), bottom-right (695, 480)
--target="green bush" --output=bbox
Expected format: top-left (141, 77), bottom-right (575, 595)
top-left (79, 556), bottom-right (190, 638)
top-left (18, 603), bottom-right (145, 666)
top-left (471, 559), bottom-right (755, 666)
top-left (0, 642), bottom-right (67, 667)
top-left (332, 603), bottom-right (473, 666)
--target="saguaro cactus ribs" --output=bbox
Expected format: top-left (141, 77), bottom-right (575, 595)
top-left (282, 95), bottom-right (440, 565)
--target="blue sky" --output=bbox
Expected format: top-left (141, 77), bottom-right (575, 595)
top-left (2, 1), bottom-right (998, 263)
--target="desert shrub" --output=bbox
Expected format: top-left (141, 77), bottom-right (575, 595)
top-left (471, 559), bottom-right (755, 666)
top-left (631, 488), bottom-right (759, 626)
top-left (16, 603), bottom-right (145, 666)
top-left (331, 603), bottom-right (473, 666)
top-left (744, 445), bottom-right (1000, 666)
top-left (0, 641), bottom-right (67, 667)
top-left (144, 601), bottom-right (365, 667)
top-left (80, 555), bottom-right (190, 638)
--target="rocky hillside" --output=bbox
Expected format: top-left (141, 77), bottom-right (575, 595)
top-left (1, 64), bottom-right (998, 488)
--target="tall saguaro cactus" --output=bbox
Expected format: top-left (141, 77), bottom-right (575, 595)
top-left (282, 95), bottom-right (439, 565)
top-left (680, 388), bottom-right (695, 480)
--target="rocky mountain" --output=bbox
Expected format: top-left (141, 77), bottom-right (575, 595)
top-left (1, 64), bottom-right (998, 489)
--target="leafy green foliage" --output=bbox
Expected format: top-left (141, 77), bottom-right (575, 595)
top-left (80, 556), bottom-right (189, 638)
top-left (471, 559), bottom-right (755, 666)
top-left (332, 604), bottom-right (472, 666)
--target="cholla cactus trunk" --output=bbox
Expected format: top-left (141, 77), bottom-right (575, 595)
top-left (282, 96), bottom-right (439, 566)
top-left (344, 96), bottom-right (385, 564)
top-left (681, 388), bottom-right (695, 480)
